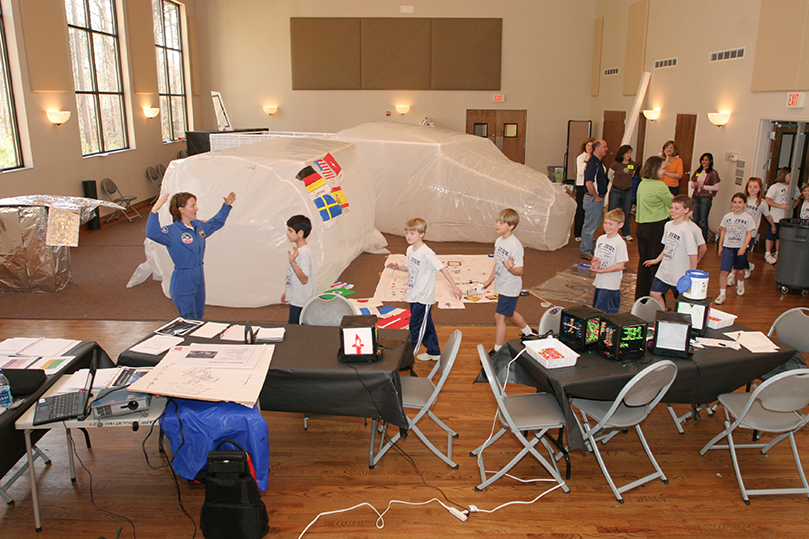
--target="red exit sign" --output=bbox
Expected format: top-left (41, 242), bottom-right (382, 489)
top-left (787, 92), bottom-right (805, 108)
top-left (493, 94), bottom-right (505, 103)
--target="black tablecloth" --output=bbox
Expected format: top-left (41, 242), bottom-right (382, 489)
top-left (1, 342), bottom-right (112, 481)
top-left (490, 324), bottom-right (796, 450)
top-left (117, 323), bottom-right (413, 428)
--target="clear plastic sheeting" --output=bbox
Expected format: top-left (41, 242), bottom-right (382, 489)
top-left (528, 263), bottom-right (637, 313)
top-left (337, 121), bottom-right (576, 251)
top-left (148, 137), bottom-right (385, 308)
top-left (0, 206), bottom-right (71, 292)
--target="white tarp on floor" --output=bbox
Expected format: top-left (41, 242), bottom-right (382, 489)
top-left (337, 121), bottom-right (576, 251)
top-left (149, 137), bottom-right (385, 308)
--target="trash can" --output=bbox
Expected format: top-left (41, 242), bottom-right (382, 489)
top-left (775, 218), bottom-right (809, 296)
top-left (82, 180), bottom-right (101, 230)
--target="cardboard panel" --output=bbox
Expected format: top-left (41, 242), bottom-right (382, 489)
top-left (751, 0), bottom-right (807, 92)
top-left (591, 18), bottom-right (603, 97)
top-left (19, 0), bottom-right (73, 93)
top-left (361, 18), bottom-right (431, 90)
top-left (622, 0), bottom-right (648, 96)
top-left (126, 0), bottom-right (159, 95)
top-left (290, 18), bottom-right (361, 90)
top-left (430, 18), bottom-right (501, 90)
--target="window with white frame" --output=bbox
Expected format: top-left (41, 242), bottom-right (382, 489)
top-left (152, 0), bottom-right (187, 142)
top-left (0, 4), bottom-right (21, 170)
top-left (65, 0), bottom-right (128, 155)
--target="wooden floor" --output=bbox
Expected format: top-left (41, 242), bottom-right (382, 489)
top-left (2, 242), bottom-right (809, 538)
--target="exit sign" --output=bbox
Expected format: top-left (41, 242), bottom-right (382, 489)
top-left (493, 94), bottom-right (505, 103)
top-left (787, 92), bottom-right (806, 108)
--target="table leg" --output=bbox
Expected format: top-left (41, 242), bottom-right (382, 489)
top-left (66, 429), bottom-right (76, 482)
top-left (24, 429), bottom-right (41, 532)
top-left (369, 419), bottom-right (378, 469)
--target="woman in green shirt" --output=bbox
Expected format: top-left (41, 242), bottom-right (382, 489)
top-left (635, 156), bottom-right (674, 299)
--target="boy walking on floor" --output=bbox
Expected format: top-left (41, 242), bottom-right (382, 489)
top-left (643, 195), bottom-right (699, 310)
top-left (590, 209), bottom-right (629, 314)
top-left (386, 218), bottom-right (463, 361)
top-left (481, 208), bottom-right (537, 354)
top-left (282, 215), bottom-right (314, 324)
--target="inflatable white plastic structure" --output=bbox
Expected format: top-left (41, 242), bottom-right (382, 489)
top-left (337, 121), bottom-right (576, 251)
top-left (149, 137), bottom-right (384, 308)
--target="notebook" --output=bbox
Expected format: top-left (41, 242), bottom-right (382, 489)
top-left (33, 354), bottom-right (97, 426)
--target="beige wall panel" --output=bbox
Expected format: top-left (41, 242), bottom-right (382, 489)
top-left (19, 0), bottom-right (73, 92)
top-left (361, 18), bottom-right (431, 90)
top-left (126, 0), bottom-right (159, 95)
top-left (751, 0), bottom-right (808, 92)
top-left (591, 17), bottom-right (603, 96)
top-left (290, 18), bottom-right (362, 90)
top-left (430, 18), bottom-right (501, 90)
top-left (187, 16), bottom-right (201, 96)
top-left (622, 0), bottom-right (648, 96)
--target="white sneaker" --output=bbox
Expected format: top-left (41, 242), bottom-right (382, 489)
top-left (737, 281), bottom-right (745, 296)
top-left (575, 237), bottom-right (582, 243)
top-left (715, 293), bottom-right (726, 305)
top-left (417, 352), bottom-right (440, 362)
top-left (624, 235), bottom-right (634, 241)
top-left (726, 273), bottom-right (736, 286)
top-left (765, 253), bottom-right (776, 265)
top-left (744, 263), bottom-right (754, 279)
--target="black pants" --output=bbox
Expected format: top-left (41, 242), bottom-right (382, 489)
top-left (574, 186), bottom-right (586, 238)
top-left (635, 218), bottom-right (668, 299)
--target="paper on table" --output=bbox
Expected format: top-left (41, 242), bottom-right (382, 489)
top-left (173, 344), bottom-right (263, 369)
top-left (695, 337), bottom-right (741, 350)
top-left (21, 338), bottom-right (80, 357)
top-left (191, 322), bottom-right (231, 339)
top-left (256, 327), bottom-right (285, 342)
top-left (220, 325), bottom-right (248, 341)
top-left (0, 337), bottom-right (42, 355)
top-left (725, 331), bottom-right (779, 353)
top-left (23, 356), bottom-right (74, 375)
top-left (129, 334), bottom-right (185, 355)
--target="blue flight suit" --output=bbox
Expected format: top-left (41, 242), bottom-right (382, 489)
top-left (146, 203), bottom-right (232, 319)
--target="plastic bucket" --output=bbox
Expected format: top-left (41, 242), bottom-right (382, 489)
top-left (677, 270), bottom-right (709, 300)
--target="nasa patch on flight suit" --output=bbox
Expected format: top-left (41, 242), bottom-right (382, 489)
top-left (181, 232), bottom-right (193, 244)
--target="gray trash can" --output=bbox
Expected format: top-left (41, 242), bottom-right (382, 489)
top-left (775, 218), bottom-right (809, 295)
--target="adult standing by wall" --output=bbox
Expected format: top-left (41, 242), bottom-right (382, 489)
top-left (635, 156), bottom-right (673, 299)
top-left (580, 139), bottom-right (609, 260)
top-left (690, 152), bottom-right (721, 242)
top-left (608, 144), bottom-right (637, 241)
top-left (764, 167), bottom-right (798, 264)
top-left (573, 137), bottom-right (595, 242)
top-left (660, 140), bottom-right (683, 196)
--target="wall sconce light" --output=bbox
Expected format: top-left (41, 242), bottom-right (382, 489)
top-left (707, 111), bottom-right (730, 127)
top-left (642, 109), bottom-right (660, 121)
top-left (395, 104), bottom-right (410, 115)
top-left (47, 110), bottom-right (71, 126)
top-left (143, 107), bottom-right (160, 119)
top-left (263, 105), bottom-right (278, 115)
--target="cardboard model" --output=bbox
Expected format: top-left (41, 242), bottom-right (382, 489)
top-left (148, 137), bottom-right (384, 308)
top-left (337, 121), bottom-right (576, 251)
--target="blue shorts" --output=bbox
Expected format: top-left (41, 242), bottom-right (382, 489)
top-left (496, 294), bottom-right (519, 317)
top-left (720, 246), bottom-right (750, 272)
top-left (288, 305), bottom-right (303, 324)
top-left (651, 277), bottom-right (679, 297)
top-left (766, 222), bottom-right (781, 241)
top-left (593, 288), bottom-right (621, 314)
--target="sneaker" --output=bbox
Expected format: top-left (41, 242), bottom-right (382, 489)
top-left (744, 263), bottom-right (754, 279)
top-left (520, 330), bottom-right (539, 340)
top-left (715, 293), bottom-right (726, 305)
top-left (726, 273), bottom-right (736, 286)
top-left (580, 252), bottom-right (593, 261)
top-left (737, 281), bottom-right (745, 296)
top-left (765, 252), bottom-right (777, 265)
top-left (575, 237), bottom-right (582, 243)
top-left (624, 235), bottom-right (634, 241)
top-left (417, 352), bottom-right (440, 362)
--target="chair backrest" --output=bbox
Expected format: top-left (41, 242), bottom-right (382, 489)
top-left (431, 329), bottom-right (462, 381)
top-left (752, 369), bottom-right (809, 413)
top-left (299, 293), bottom-right (357, 326)
top-left (147, 166), bottom-right (160, 182)
top-left (538, 306), bottom-right (563, 336)
top-left (768, 307), bottom-right (809, 354)
top-left (101, 178), bottom-right (118, 198)
top-left (157, 163), bottom-right (166, 178)
top-left (477, 344), bottom-right (510, 414)
top-left (631, 296), bottom-right (664, 324)
top-left (621, 360), bottom-right (678, 408)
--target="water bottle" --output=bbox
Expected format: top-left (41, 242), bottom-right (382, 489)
top-left (0, 369), bottom-right (12, 409)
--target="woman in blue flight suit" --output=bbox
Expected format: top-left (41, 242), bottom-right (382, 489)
top-left (146, 191), bottom-right (236, 319)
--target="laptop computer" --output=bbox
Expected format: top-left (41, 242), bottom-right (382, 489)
top-left (33, 354), bottom-right (97, 426)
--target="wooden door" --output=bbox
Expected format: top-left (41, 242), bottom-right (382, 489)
top-left (565, 120), bottom-right (592, 181)
top-left (601, 110), bottom-right (626, 169)
top-left (674, 113), bottom-right (697, 194)
top-left (466, 109), bottom-right (527, 164)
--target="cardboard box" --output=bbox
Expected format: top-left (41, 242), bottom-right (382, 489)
top-left (707, 308), bottom-right (737, 330)
top-left (523, 337), bottom-right (579, 369)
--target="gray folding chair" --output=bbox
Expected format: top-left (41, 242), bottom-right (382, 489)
top-left (700, 369), bottom-right (809, 504)
top-left (537, 305), bottom-right (563, 336)
top-left (371, 330), bottom-right (462, 468)
top-left (571, 360), bottom-right (677, 502)
top-left (299, 293), bottom-right (356, 327)
top-left (761, 307), bottom-right (809, 380)
top-left (101, 178), bottom-right (142, 222)
top-left (146, 166), bottom-right (161, 203)
top-left (470, 344), bottom-right (570, 492)
top-left (157, 163), bottom-right (166, 178)
top-left (630, 296), bottom-right (664, 324)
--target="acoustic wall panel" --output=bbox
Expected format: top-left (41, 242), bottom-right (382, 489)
top-left (622, 0), bottom-right (648, 96)
top-left (751, 0), bottom-right (809, 92)
top-left (591, 18), bottom-right (603, 97)
top-left (188, 16), bottom-right (202, 96)
top-left (430, 18), bottom-right (501, 90)
top-left (126, 0), bottom-right (159, 95)
top-left (291, 18), bottom-right (362, 90)
top-left (361, 18), bottom-right (431, 90)
top-left (19, 0), bottom-right (73, 92)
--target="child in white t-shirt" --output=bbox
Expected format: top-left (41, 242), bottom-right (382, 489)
top-left (643, 195), bottom-right (699, 310)
top-left (590, 209), bottom-right (629, 314)
top-left (800, 184), bottom-right (809, 219)
top-left (282, 214), bottom-right (314, 324)
top-left (715, 193), bottom-right (757, 304)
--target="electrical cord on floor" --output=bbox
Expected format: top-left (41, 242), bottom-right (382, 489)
top-left (67, 428), bottom-right (137, 539)
top-left (96, 527), bottom-right (122, 539)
